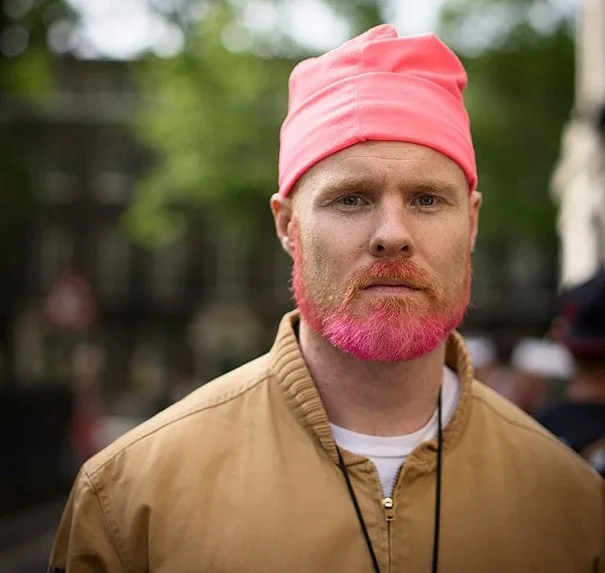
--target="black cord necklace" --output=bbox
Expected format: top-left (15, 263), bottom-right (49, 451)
top-left (336, 389), bottom-right (444, 573)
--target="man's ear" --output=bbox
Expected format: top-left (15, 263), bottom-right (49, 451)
top-left (270, 193), bottom-right (295, 257)
top-left (469, 190), bottom-right (482, 252)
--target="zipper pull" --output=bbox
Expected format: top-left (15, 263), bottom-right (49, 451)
top-left (381, 497), bottom-right (395, 522)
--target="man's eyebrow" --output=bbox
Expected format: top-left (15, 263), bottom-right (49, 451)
top-left (316, 175), bottom-right (378, 197)
top-left (410, 180), bottom-right (465, 195)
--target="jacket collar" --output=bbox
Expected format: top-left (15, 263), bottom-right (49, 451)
top-left (269, 310), bottom-right (475, 473)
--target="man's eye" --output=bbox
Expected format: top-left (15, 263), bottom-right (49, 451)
top-left (416, 195), bottom-right (439, 207)
top-left (341, 195), bottom-right (362, 206)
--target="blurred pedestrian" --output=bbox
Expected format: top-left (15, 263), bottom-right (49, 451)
top-left (68, 342), bottom-right (106, 465)
top-left (538, 267), bottom-right (605, 477)
top-left (464, 336), bottom-right (497, 382)
top-left (465, 336), bottom-right (520, 403)
top-left (49, 25), bottom-right (603, 573)
top-left (510, 337), bottom-right (574, 414)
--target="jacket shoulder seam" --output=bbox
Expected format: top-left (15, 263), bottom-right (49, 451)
top-left (472, 393), bottom-right (589, 464)
top-left (82, 468), bottom-right (129, 572)
top-left (88, 369), bottom-right (271, 477)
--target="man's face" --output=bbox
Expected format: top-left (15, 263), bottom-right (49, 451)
top-left (277, 141), bottom-right (481, 362)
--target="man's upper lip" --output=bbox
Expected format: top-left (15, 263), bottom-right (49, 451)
top-left (364, 279), bottom-right (421, 289)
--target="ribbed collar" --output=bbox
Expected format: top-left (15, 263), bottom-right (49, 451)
top-left (268, 310), bottom-right (475, 474)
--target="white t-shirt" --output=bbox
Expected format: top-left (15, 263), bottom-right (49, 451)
top-left (330, 367), bottom-right (460, 496)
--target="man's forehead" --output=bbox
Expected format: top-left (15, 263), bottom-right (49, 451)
top-left (339, 141), bottom-right (428, 157)
top-left (296, 141), bottom-right (469, 195)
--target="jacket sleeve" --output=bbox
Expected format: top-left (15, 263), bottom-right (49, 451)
top-left (48, 468), bottom-right (125, 573)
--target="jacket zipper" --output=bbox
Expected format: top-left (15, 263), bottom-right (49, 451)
top-left (381, 496), bottom-right (394, 572)
top-left (381, 466), bottom-right (403, 573)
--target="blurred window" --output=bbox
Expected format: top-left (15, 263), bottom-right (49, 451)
top-left (42, 170), bottom-right (78, 203)
top-left (96, 227), bottom-right (131, 300)
top-left (213, 225), bottom-right (249, 298)
top-left (41, 137), bottom-right (79, 203)
top-left (508, 241), bottom-right (548, 290)
top-left (129, 327), bottom-right (167, 399)
top-left (50, 64), bottom-right (136, 121)
top-left (150, 240), bottom-right (188, 302)
top-left (33, 226), bottom-right (74, 291)
top-left (470, 244), bottom-right (502, 307)
top-left (90, 140), bottom-right (134, 204)
top-left (91, 171), bottom-right (133, 204)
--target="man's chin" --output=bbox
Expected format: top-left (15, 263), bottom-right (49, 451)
top-left (321, 309), bottom-right (458, 362)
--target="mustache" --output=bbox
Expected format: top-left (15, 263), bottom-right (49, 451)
top-left (349, 259), bottom-right (435, 291)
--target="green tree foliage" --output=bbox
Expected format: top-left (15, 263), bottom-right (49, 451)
top-left (129, 4), bottom-right (296, 244)
top-left (130, 0), bottom-right (575, 247)
top-left (439, 0), bottom-right (575, 244)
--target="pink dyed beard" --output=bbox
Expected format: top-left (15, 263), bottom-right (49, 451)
top-left (291, 233), bottom-right (471, 362)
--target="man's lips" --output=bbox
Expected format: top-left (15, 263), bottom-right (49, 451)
top-left (362, 279), bottom-right (423, 290)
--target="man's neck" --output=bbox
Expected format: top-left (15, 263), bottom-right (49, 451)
top-left (298, 319), bottom-right (447, 436)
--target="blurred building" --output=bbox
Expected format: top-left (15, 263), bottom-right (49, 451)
top-left (0, 58), bottom-right (293, 417)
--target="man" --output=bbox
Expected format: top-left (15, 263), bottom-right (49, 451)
top-left (538, 267), bottom-right (605, 477)
top-left (49, 25), bottom-right (603, 573)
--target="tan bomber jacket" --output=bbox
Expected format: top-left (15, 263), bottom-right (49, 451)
top-left (49, 311), bottom-right (604, 573)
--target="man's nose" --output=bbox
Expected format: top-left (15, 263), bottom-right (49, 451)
top-left (368, 201), bottom-right (415, 258)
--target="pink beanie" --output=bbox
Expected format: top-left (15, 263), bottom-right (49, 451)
top-left (278, 25), bottom-right (477, 197)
